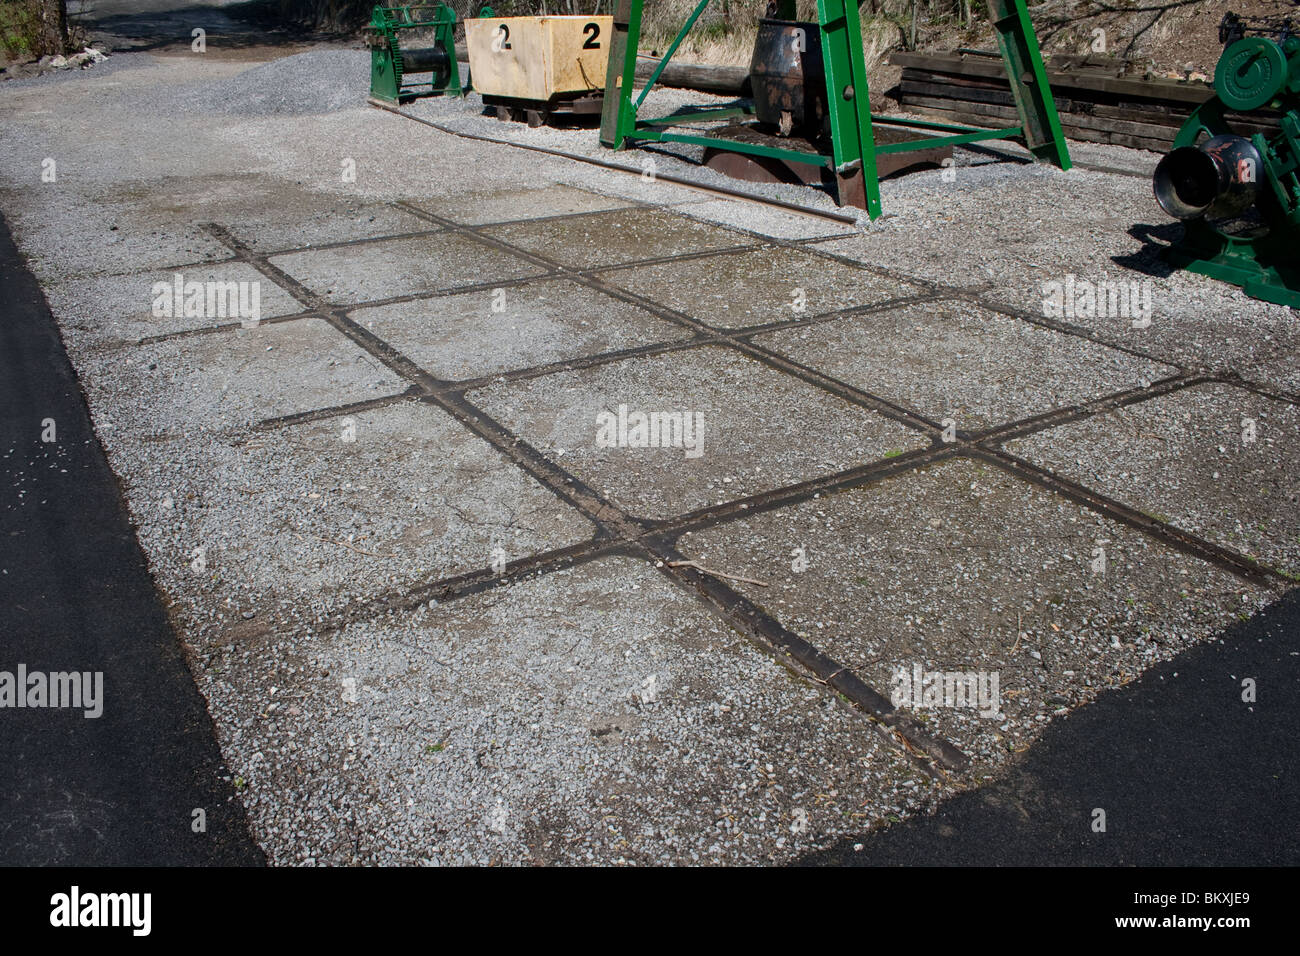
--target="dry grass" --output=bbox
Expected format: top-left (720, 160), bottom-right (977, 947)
top-left (637, 0), bottom-right (979, 64)
top-left (275, 0), bottom-right (975, 67)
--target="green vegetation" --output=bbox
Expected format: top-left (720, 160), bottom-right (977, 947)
top-left (0, 0), bottom-right (72, 60)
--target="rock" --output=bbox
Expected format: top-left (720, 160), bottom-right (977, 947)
top-left (70, 48), bottom-right (108, 68)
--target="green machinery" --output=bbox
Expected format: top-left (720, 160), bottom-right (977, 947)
top-left (598, 0), bottom-right (1071, 217)
top-left (1153, 12), bottom-right (1300, 308)
top-left (368, 4), bottom-right (467, 104)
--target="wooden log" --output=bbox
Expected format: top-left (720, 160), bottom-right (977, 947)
top-left (896, 52), bottom-right (1283, 150)
top-left (891, 50), bottom-right (1217, 106)
top-left (904, 83), bottom-right (1190, 137)
top-left (632, 58), bottom-right (750, 95)
top-left (900, 94), bottom-right (1176, 144)
top-left (903, 102), bottom-right (1175, 151)
top-left (899, 98), bottom-right (1178, 151)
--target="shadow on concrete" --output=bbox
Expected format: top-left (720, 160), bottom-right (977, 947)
top-left (801, 586), bottom-right (1300, 866)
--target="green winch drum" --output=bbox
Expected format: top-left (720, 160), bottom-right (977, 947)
top-left (368, 4), bottom-right (466, 104)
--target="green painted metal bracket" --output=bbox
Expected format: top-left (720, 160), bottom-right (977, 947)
top-left (600, 0), bottom-right (641, 148)
top-left (876, 126), bottom-right (1023, 154)
top-left (646, 129), bottom-right (832, 168)
top-left (435, 4), bottom-right (463, 97)
top-left (817, 0), bottom-right (881, 217)
top-left (634, 0), bottom-right (711, 111)
top-left (986, 0), bottom-right (1071, 169)
top-left (638, 106), bottom-right (755, 127)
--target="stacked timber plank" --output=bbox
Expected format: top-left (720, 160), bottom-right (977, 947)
top-left (891, 51), bottom-right (1278, 152)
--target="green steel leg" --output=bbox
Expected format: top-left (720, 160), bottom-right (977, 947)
top-left (600, 0), bottom-right (643, 148)
top-left (986, 0), bottom-right (1071, 169)
top-left (817, 0), bottom-right (881, 216)
top-left (370, 7), bottom-right (401, 104)
top-left (434, 4), bottom-right (461, 96)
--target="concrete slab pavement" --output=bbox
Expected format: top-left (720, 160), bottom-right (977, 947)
top-left (2, 23), bottom-right (1297, 866)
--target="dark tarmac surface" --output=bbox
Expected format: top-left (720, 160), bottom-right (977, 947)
top-left (0, 211), bottom-right (262, 865)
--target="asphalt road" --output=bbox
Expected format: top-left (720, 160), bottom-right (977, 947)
top-left (0, 211), bottom-right (262, 865)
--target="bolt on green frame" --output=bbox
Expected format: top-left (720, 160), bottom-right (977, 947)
top-left (599, 0), bottom-right (1071, 217)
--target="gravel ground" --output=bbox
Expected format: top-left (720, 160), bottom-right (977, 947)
top-left (1006, 383), bottom-right (1300, 578)
top-left (207, 556), bottom-right (934, 865)
top-left (677, 458), bottom-right (1277, 775)
top-left (403, 80), bottom-right (1027, 232)
top-left (470, 346), bottom-right (928, 519)
top-left (168, 50), bottom-right (371, 116)
top-left (593, 244), bottom-right (923, 327)
top-left (402, 81), bottom-right (1300, 401)
top-left (98, 393), bottom-right (597, 652)
top-left (808, 167), bottom-right (1300, 386)
top-left (479, 206), bottom-right (755, 270)
top-left (351, 278), bottom-right (693, 381)
top-left (2, 41), bottom-right (1295, 866)
top-left (269, 231), bottom-right (548, 305)
top-left (754, 299), bottom-right (1176, 431)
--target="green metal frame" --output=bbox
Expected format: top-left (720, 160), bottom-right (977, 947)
top-left (599, 0), bottom-right (1071, 216)
top-left (369, 4), bottom-right (464, 104)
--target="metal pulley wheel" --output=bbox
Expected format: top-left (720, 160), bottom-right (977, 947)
top-left (1214, 36), bottom-right (1287, 110)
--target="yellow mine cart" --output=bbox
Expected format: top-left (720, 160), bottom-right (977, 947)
top-left (465, 14), bottom-right (612, 126)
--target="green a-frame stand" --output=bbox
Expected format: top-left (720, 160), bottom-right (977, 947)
top-left (599, 0), bottom-right (1071, 217)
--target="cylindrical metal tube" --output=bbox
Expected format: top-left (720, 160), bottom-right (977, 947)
top-left (748, 18), bottom-right (827, 137)
top-left (1154, 134), bottom-right (1262, 220)
top-left (400, 46), bottom-right (450, 75)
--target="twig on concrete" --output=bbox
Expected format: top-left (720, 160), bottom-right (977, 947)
top-left (298, 532), bottom-right (383, 558)
top-left (667, 560), bottom-right (770, 587)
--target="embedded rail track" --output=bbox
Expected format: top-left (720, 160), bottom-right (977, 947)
top-left (369, 94), bottom-right (1158, 230)
top-left (146, 132), bottom-right (1296, 776)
